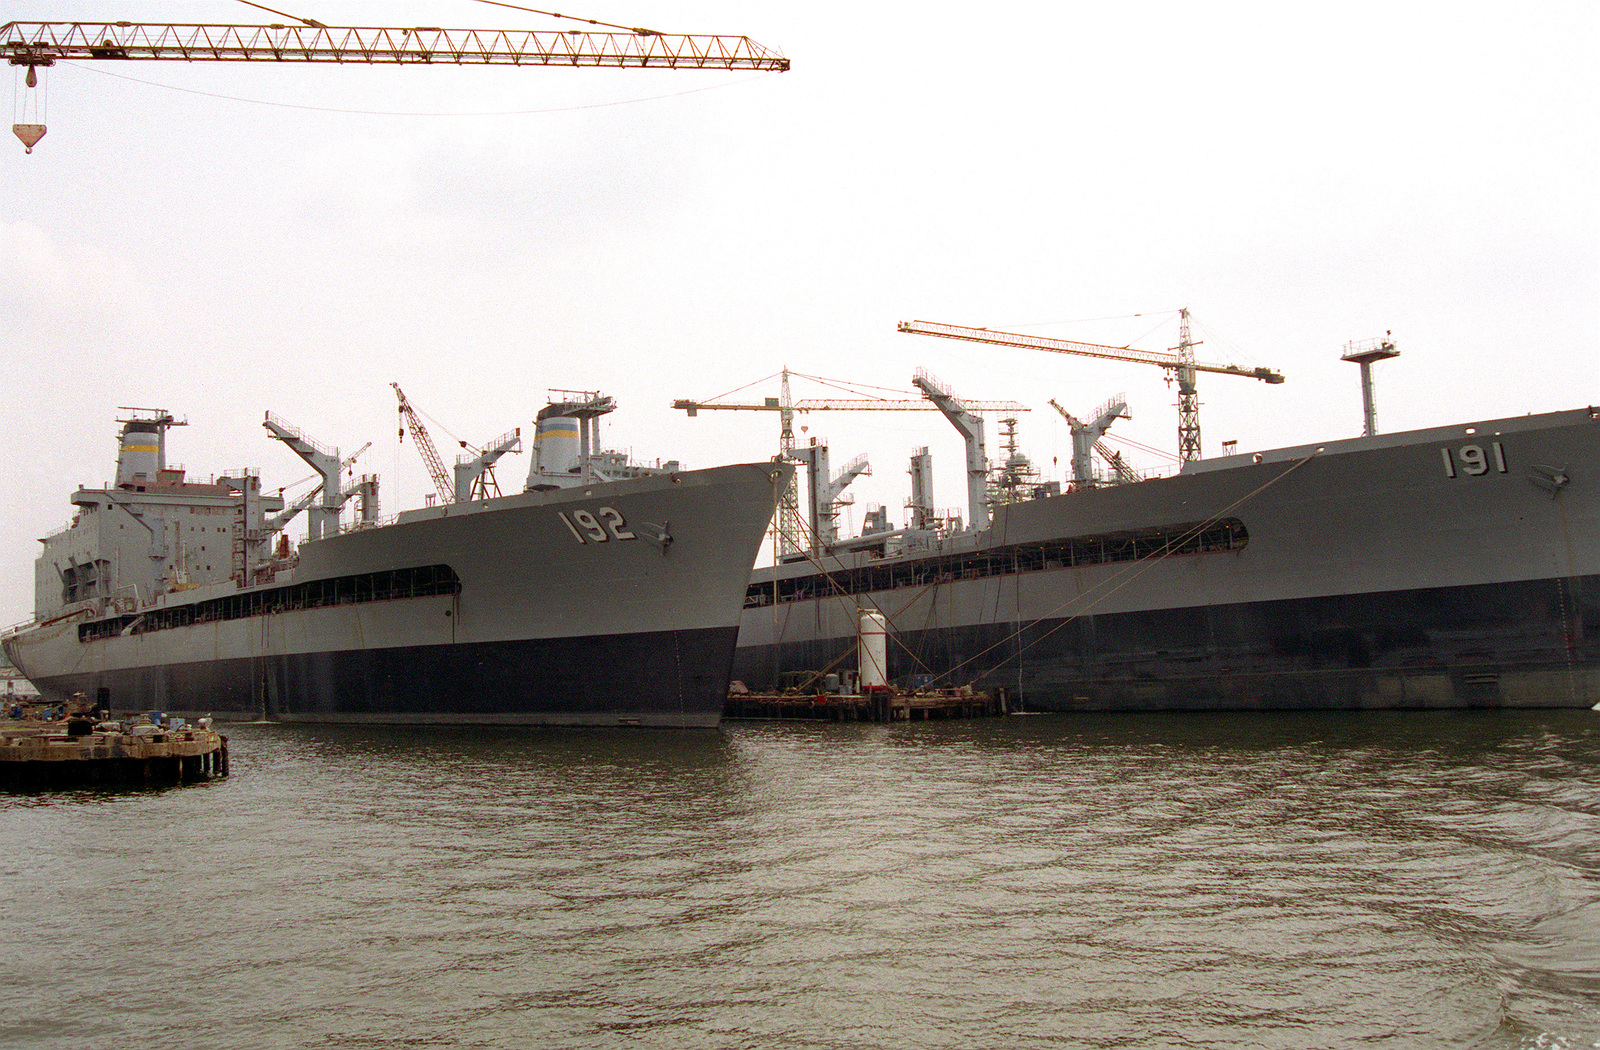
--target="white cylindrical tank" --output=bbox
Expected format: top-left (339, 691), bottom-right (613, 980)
top-left (859, 610), bottom-right (888, 689)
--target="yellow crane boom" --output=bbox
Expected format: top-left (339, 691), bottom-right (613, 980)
top-left (895, 319), bottom-right (1282, 384)
top-left (0, 21), bottom-right (790, 70)
top-left (897, 312), bottom-right (1283, 462)
top-left (672, 397), bottom-right (1031, 414)
top-left (5, 17), bottom-right (787, 152)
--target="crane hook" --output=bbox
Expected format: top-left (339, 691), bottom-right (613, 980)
top-left (15, 62), bottom-right (47, 153)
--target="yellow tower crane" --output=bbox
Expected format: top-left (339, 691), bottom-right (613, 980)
top-left (898, 310), bottom-right (1283, 463)
top-left (4, 15), bottom-right (789, 152)
top-left (674, 369), bottom-right (1029, 553)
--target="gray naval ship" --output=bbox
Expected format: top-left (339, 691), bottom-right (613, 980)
top-left (733, 375), bottom-right (1598, 710)
top-left (5, 394), bottom-right (791, 726)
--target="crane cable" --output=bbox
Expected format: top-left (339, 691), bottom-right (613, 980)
top-left (69, 60), bottom-right (778, 117)
top-left (473, 0), bottom-right (660, 36)
top-left (12, 60), bottom-right (46, 126)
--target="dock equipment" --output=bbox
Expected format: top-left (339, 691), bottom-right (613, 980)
top-left (0, 713), bottom-right (229, 790)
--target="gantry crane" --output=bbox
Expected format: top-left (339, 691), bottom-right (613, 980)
top-left (4, 16), bottom-right (788, 151)
top-left (898, 309), bottom-right (1283, 463)
top-left (674, 369), bottom-right (1029, 553)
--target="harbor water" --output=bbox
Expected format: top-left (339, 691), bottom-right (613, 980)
top-left (3, 711), bottom-right (1598, 1048)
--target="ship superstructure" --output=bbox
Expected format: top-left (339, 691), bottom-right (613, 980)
top-left (36, 411), bottom-right (282, 616)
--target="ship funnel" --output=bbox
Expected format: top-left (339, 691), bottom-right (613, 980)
top-left (533, 415), bottom-right (581, 477)
top-left (527, 391), bottom-right (615, 489)
top-left (115, 421), bottom-right (163, 487)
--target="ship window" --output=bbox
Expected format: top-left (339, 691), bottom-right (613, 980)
top-left (78, 564), bottom-right (462, 642)
top-left (744, 518), bottom-right (1249, 609)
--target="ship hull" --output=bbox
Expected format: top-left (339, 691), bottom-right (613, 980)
top-left (23, 626), bottom-right (738, 726)
top-left (734, 408), bottom-right (1600, 711)
top-left (736, 575), bottom-right (1598, 711)
top-left (7, 462), bottom-right (788, 726)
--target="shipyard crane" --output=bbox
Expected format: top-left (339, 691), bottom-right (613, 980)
top-left (898, 309), bottom-right (1284, 463)
top-left (674, 369), bottom-right (1029, 553)
top-left (672, 392), bottom-right (1032, 416)
top-left (3, 16), bottom-right (788, 152)
top-left (391, 382), bottom-right (454, 505)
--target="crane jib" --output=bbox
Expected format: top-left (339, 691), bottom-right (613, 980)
top-left (897, 320), bottom-right (1283, 383)
top-left (0, 23), bottom-right (791, 71)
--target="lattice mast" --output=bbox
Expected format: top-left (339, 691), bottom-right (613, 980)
top-left (1176, 308), bottom-right (1201, 463)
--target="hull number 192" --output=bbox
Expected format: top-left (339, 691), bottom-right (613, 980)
top-left (557, 507), bottom-right (636, 544)
top-left (1441, 441), bottom-right (1507, 478)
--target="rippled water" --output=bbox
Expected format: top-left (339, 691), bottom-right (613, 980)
top-left (3, 711), bottom-right (1598, 1049)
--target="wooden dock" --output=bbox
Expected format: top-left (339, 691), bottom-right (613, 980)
top-left (725, 686), bottom-right (1006, 723)
top-left (0, 714), bottom-right (229, 790)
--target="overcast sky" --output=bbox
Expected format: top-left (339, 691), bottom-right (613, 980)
top-left (3, 1), bottom-right (1596, 624)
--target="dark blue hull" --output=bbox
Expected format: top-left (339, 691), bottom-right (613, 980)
top-left (35, 625), bottom-right (739, 727)
top-left (733, 575), bottom-right (1600, 710)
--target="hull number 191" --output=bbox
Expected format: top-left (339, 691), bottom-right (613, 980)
top-left (557, 507), bottom-right (637, 544)
top-left (1441, 441), bottom-right (1507, 478)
